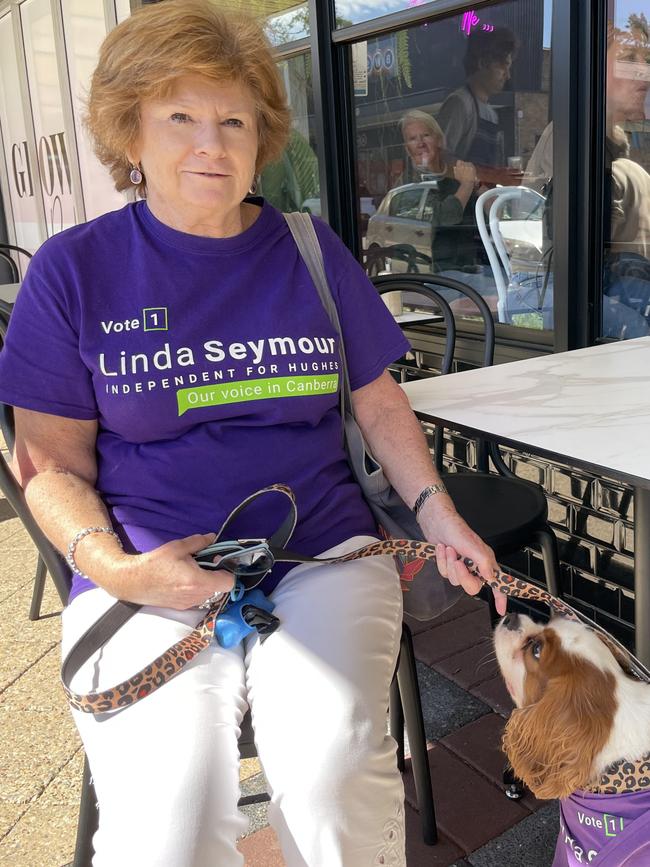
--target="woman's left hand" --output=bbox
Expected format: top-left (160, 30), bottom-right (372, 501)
top-left (420, 499), bottom-right (506, 615)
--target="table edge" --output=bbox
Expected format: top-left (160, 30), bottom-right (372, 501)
top-left (414, 409), bottom-right (650, 491)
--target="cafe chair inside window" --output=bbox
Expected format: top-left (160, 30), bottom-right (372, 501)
top-left (475, 186), bottom-right (550, 328)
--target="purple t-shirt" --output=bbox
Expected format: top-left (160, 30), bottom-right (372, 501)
top-left (553, 788), bottom-right (650, 865)
top-left (0, 199), bottom-right (409, 601)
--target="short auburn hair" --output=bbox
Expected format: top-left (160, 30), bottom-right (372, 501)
top-left (86, 0), bottom-right (291, 193)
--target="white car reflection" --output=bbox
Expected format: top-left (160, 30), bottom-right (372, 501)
top-left (366, 181), bottom-right (546, 276)
top-left (365, 182), bottom-right (436, 274)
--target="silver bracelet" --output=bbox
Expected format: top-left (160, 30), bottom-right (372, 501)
top-left (66, 526), bottom-right (123, 578)
top-left (413, 483), bottom-right (449, 519)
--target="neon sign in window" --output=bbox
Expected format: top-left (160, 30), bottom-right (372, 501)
top-left (461, 10), bottom-right (494, 36)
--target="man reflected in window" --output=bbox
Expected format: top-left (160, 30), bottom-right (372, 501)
top-left (437, 27), bottom-right (518, 177)
top-left (603, 22), bottom-right (650, 340)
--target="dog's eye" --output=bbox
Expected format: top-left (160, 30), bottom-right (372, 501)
top-left (531, 640), bottom-right (542, 660)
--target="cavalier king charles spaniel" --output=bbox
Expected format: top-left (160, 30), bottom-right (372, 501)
top-left (495, 611), bottom-right (650, 800)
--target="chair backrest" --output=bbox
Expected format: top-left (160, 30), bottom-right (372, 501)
top-left (0, 242), bottom-right (32, 284)
top-left (372, 277), bottom-right (456, 376)
top-left (373, 273), bottom-right (496, 472)
top-left (365, 243), bottom-right (432, 277)
top-left (0, 251), bottom-right (19, 284)
top-left (372, 272), bottom-right (513, 476)
top-left (373, 271), bottom-right (496, 365)
top-left (475, 187), bottom-right (546, 323)
top-left (0, 306), bottom-right (9, 345)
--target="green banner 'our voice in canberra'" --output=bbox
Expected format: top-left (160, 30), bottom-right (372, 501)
top-left (177, 374), bottom-right (339, 415)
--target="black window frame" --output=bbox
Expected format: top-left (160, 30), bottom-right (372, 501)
top-left (303, 0), bottom-right (608, 362)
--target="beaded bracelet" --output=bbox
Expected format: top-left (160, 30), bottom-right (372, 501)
top-left (66, 526), bottom-right (123, 577)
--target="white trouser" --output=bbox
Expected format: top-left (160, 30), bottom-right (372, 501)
top-left (61, 536), bottom-right (406, 867)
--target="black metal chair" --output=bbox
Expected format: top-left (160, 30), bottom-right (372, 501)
top-left (0, 243), bottom-right (30, 319)
top-left (365, 243), bottom-right (432, 276)
top-left (0, 400), bottom-right (438, 862)
top-left (373, 273), bottom-right (562, 606)
top-left (0, 241), bottom-right (31, 285)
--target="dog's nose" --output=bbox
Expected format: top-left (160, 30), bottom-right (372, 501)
top-left (502, 612), bottom-right (520, 631)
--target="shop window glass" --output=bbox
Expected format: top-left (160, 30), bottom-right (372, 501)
top-left (335, 1), bottom-right (443, 28)
top-left (601, 2), bottom-right (650, 342)
top-left (264, 2), bottom-right (309, 46)
top-left (0, 11), bottom-right (43, 261)
top-left (115, 0), bottom-right (132, 25)
top-left (259, 53), bottom-right (319, 214)
top-left (20, 0), bottom-right (78, 236)
top-left (61, 0), bottom-right (127, 221)
top-left (115, 1), bottom-right (308, 40)
top-left (144, 0), bottom-right (310, 45)
top-left (353, 0), bottom-right (554, 333)
top-left (123, 0), bottom-right (308, 40)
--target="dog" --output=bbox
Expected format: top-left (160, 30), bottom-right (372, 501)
top-left (495, 611), bottom-right (650, 865)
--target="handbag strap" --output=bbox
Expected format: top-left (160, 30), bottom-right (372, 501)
top-left (283, 212), bottom-right (352, 427)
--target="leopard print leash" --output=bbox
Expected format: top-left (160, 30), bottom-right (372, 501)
top-left (62, 484), bottom-right (650, 716)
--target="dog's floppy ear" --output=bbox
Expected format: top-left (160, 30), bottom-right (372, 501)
top-left (502, 666), bottom-right (616, 800)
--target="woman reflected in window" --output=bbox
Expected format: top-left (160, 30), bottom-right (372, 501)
top-left (400, 110), bottom-right (481, 273)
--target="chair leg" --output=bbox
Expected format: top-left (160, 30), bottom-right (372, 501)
top-left (389, 671), bottom-right (405, 773)
top-left (434, 427), bottom-right (444, 474)
top-left (503, 761), bottom-right (527, 800)
top-left (73, 755), bottom-right (98, 867)
top-left (533, 525), bottom-right (561, 598)
top-left (28, 556), bottom-right (47, 621)
top-left (396, 623), bottom-right (437, 845)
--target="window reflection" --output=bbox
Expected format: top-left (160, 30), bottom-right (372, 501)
top-left (352, 0), bottom-right (554, 332)
top-left (264, 2), bottom-right (308, 46)
top-left (335, 1), bottom-right (446, 29)
top-left (259, 53), bottom-right (319, 214)
top-left (602, 6), bottom-right (650, 341)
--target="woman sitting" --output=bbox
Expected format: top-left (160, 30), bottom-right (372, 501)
top-left (0, 2), bottom-right (499, 865)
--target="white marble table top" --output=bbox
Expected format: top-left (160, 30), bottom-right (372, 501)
top-left (402, 335), bottom-right (650, 488)
top-left (395, 311), bottom-right (443, 326)
top-left (0, 282), bottom-right (20, 306)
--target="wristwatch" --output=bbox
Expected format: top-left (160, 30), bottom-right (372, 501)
top-left (413, 483), bottom-right (449, 519)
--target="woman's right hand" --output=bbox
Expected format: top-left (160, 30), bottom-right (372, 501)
top-left (94, 533), bottom-right (235, 610)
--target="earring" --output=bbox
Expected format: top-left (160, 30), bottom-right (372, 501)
top-left (248, 175), bottom-right (259, 195)
top-left (129, 164), bottom-right (143, 185)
